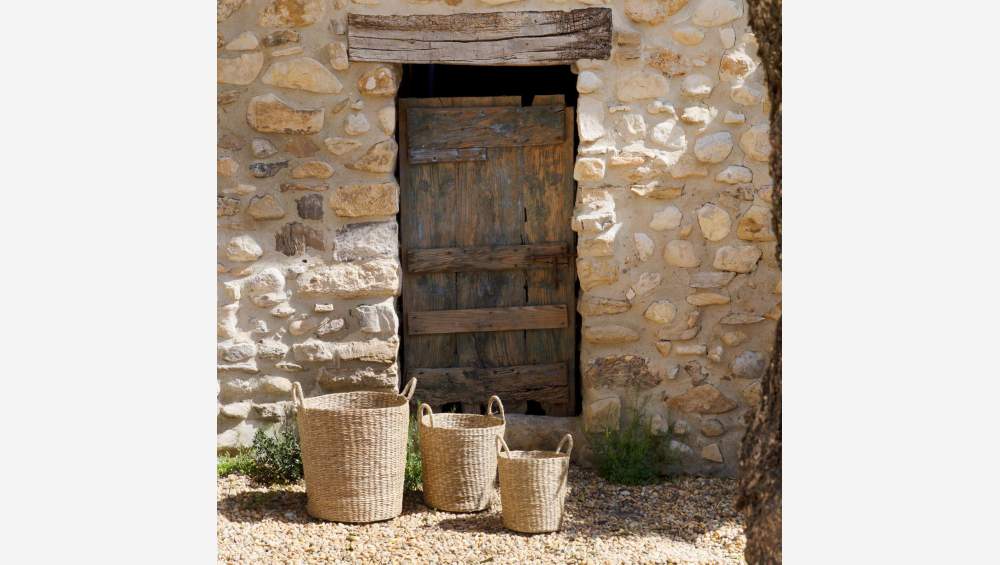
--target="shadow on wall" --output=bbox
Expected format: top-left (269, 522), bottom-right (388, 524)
top-left (399, 64), bottom-right (579, 107)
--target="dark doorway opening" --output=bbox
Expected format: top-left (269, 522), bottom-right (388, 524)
top-left (398, 64), bottom-right (579, 109)
top-left (395, 64), bottom-right (583, 417)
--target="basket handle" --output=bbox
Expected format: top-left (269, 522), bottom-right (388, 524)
top-left (496, 435), bottom-right (511, 457)
top-left (401, 377), bottom-right (417, 400)
top-left (555, 433), bottom-right (574, 458)
top-left (486, 395), bottom-right (505, 424)
top-left (419, 403), bottom-right (434, 428)
top-left (291, 381), bottom-right (305, 410)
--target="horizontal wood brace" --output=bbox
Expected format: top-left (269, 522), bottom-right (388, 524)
top-left (407, 305), bottom-right (568, 335)
top-left (408, 363), bottom-right (568, 406)
top-left (406, 243), bottom-right (570, 273)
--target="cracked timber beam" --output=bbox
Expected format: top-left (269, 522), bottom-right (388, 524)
top-left (347, 8), bottom-right (612, 66)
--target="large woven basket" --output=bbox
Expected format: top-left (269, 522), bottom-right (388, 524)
top-left (496, 433), bottom-right (573, 534)
top-left (291, 378), bottom-right (416, 523)
top-left (418, 396), bottom-right (506, 512)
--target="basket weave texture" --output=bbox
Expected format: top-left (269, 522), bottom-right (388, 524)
top-left (292, 379), bottom-right (416, 523)
top-left (496, 434), bottom-right (573, 534)
top-left (418, 396), bottom-right (506, 512)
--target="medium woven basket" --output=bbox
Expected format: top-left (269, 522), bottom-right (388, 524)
top-left (496, 433), bottom-right (573, 534)
top-left (291, 378), bottom-right (416, 523)
top-left (418, 396), bottom-right (506, 512)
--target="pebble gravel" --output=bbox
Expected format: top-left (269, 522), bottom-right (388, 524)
top-left (218, 469), bottom-right (746, 564)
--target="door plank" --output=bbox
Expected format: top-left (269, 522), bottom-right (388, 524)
top-left (408, 305), bottom-right (568, 335)
top-left (347, 9), bottom-right (612, 66)
top-left (408, 106), bottom-right (565, 150)
top-left (409, 363), bottom-right (568, 406)
top-left (407, 243), bottom-right (569, 273)
top-left (522, 99), bottom-right (577, 415)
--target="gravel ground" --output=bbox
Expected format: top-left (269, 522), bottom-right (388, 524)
top-left (218, 469), bottom-right (745, 564)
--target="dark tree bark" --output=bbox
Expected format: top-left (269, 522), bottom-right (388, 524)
top-left (737, 0), bottom-right (781, 563)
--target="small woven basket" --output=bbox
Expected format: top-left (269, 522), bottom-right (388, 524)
top-left (291, 378), bottom-right (417, 523)
top-left (496, 433), bottom-right (573, 534)
top-left (418, 396), bottom-right (506, 512)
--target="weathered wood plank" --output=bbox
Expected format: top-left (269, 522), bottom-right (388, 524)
top-left (409, 363), bottom-right (568, 406)
top-left (407, 243), bottom-right (569, 273)
top-left (408, 305), bottom-right (568, 335)
top-left (408, 106), bottom-right (565, 150)
top-left (409, 147), bottom-right (487, 165)
top-left (347, 8), bottom-right (612, 65)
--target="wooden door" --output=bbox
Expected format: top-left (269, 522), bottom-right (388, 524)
top-left (399, 95), bottom-right (577, 416)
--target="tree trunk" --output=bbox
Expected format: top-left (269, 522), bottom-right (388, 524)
top-left (737, 1), bottom-right (782, 563)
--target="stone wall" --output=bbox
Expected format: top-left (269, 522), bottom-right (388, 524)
top-left (217, 0), bottom-right (776, 476)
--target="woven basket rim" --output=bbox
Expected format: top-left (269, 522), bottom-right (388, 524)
top-left (301, 390), bottom-right (408, 411)
top-left (499, 450), bottom-right (569, 461)
top-left (419, 412), bottom-right (504, 431)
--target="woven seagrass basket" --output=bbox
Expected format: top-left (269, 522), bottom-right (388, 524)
top-left (291, 378), bottom-right (416, 523)
top-left (418, 396), bottom-right (506, 512)
top-left (496, 433), bottom-right (573, 534)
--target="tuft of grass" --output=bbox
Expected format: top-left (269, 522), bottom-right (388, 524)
top-left (404, 416), bottom-right (422, 492)
top-left (588, 409), bottom-right (679, 485)
top-left (217, 447), bottom-right (255, 478)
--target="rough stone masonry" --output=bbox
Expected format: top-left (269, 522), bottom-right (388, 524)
top-left (218, 0), bottom-right (777, 476)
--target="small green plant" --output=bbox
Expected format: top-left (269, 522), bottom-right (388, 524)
top-left (404, 416), bottom-right (422, 491)
top-left (588, 409), bottom-right (679, 485)
top-left (217, 447), bottom-right (255, 478)
top-left (249, 420), bottom-right (303, 485)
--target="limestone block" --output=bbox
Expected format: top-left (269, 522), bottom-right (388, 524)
top-left (288, 316), bottom-right (320, 336)
top-left (655, 341), bottom-right (672, 356)
top-left (701, 418), bottom-right (725, 437)
top-left (291, 161), bottom-right (334, 179)
top-left (681, 74), bottom-right (714, 98)
top-left (731, 83), bottom-right (763, 106)
top-left (257, 338), bottom-right (289, 360)
top-left (643, 300), bottom-right (677, 325)
top-left (624, 0), bottom-right (688, 24)
top-left (578, 294), bottom-right (631, 316)
top-left (245, 268), bottom-right (285, 297)
top-left (328, 41), bottom-right (349, 71)
top-left (650, 118), bottom-right (687, 150)
top-left (218, 157), bottom-right (238, 178)
top-left (673, 26), bottom-right (704, 45)
top-left (701, 443), bottom-right (724, 463)
top-left (345, 112), bottom-right (370, 135)
top-left (664, 240), bottom-right (700, 268)
top-left (724, 111), bottom-right (745, 124)
top-left (262, 29), bottom-right (300, 47)
top-left (720, 48), bottom-right (756, 82)
top-left (324, 137), bottom-right (362, 156)
top-left (251, 138), bottom-right (277, 158)
top-left (648, 47), bottom-right (690, 78)
top-left (347, 139), bottom-right (397, 173)
top-left (316, 316), bottom-right (346, 338)
top-left (692, 0), bottom-right (741, 27)
top-left (584, 355), bottom-right (660, 389)
top-left (330, 181), bottom-right (399, 217)
top-left (332, 221), bottom-right (398, 261)
top-left (225, 235), bottom-right (263, 262)
top-left (693, 132), bottom-right (734, 163)
top-left (713, 244), bottom-right (762, 273)
top-left (317, 363), bottom-right (398, 392)
top-left (218, 52), bottom-right (264, 85)
top-left (218, 422), bottom-right (258, 451)
top-left (666, 384), bottom-right (737, 414)
top-left (357, 66), bottom-right (398, 97)
top-left (262, 57), bottom-right (343, 94)
top-left (377, 106), bottom-right (396, 135)
top-left (296, 259), bottom-right (401, 298)
top-left (583, 325), bottom-right (639, 344)
top-left (577, 98), bottom-right (606, 142)
top-left (584, 396), bottom-right (621, 433)
top-left (737, 204), bottom-right (776, 241)
top-left (246, 94), bottom-right (324, 134)
top-left (696, 204), bottom-right (732, 241)
top-left (681, 106), bottom-right (715, 126)
top-left (218, 303), bottom-right (239, 339)
top-left (716, 165), bottom-right (753, 184)
top-left (649, 206), bottom-right (682, 231)
top-left (742, 380), bottom-right (762, 407)
top-left (220, 401), bottom-right (252, 419)
top-left (577, 71), bottom-right (603, 94)
top-left (578, 223), bottom-right (620, 257)
top-left (574, 157), bottom-right (606, 182)
top-left (687, 292), bottom-right (730, 306)
top-left (721, 331), bottom-right (747, 346)
top-left (218, 339), bottom-right (257, 363)
top-left (617, 72), bottom-right (669, 102)
top-left (258, 0), bottom-right (324, 28)
top-left (731, 351), bottom-right (767, 379)
top-left (218, 0), bottom-right (246, 22)
top-left (674, 343), bottom-right (707, 356)
top-left (576, 257), bottom-right (619, 291)
top-left (689, 271), bottom-right (736, 288)
top-left (634, 233), bottom-right (654, 262)
top-left (720, 312), bottom-right (766, 325)
top-left (275, 222), bottom-right (324, 256)
top-left (350, 298), bottom-right (398, 335)
top-left (627, 272), bottom-right (661, 302)
top-left (740, 123), bottom-right (771, 162)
